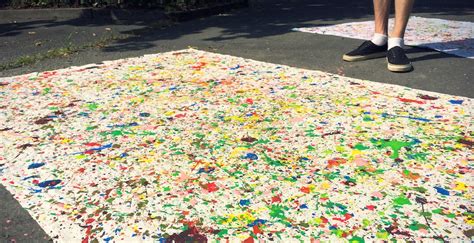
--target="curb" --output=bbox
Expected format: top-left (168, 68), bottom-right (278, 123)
top-left (0, 8), bottom-right (167, 22)
top-left (0, 1), bottom-right (249, 22)
top-left (166, 1), bottom-right (248, 21)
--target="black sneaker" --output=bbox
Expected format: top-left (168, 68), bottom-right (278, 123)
top-left (343, 40), bottom-right (388, 62)
top-left (387, 46), bottom-right (413, 72)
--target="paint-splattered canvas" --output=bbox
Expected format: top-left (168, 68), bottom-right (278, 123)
top-left (294, 16), bottom-right (474, 59)
top-left (0, 49), bottom-right (473, 242)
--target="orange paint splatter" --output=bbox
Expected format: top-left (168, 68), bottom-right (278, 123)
top-left (327, 158), bottom-right (347, 168)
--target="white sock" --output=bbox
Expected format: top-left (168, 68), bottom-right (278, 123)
top-left (371, 33), bottom-right (388, 46)
top-left (388, 37), bottom-right (404, 50)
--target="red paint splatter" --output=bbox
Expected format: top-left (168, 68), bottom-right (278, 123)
top-left (175, 114), bottom-right (186, 118)
top-left (206, 182), bottom-right (218, 192)
top-left (245, 98), bottom-right (254, 105)
top-left (398, 97), bottom-right (425, 104)
top-left (333, 213), bottom-right (353, 222)
top-left (327, 158), bottom-right (347, 169)
top-left (191, 62), bottom-right (207, 70)
top-left (366, 205), bottom-right (376, 211)
top-left (300, 186), bottom-right (310, 194)
top-left (243, 236), bottom-right (255, 243)
top-left (82, 236), bottom-right (89, 243)
top-left (84, 142), bottom-right (101, 147)
top-left (253, 225), bottom-right (263, 234)
top-left (166, 225), bottom-right (207, 242)
top-left (85, 218), bottom-right (95, 224)
top-left (104, 188), bottom-right (113, 200)
top-left (271, 195), bottom-right (281, 203)
top-left (418, 94), bottom-right (439, 100)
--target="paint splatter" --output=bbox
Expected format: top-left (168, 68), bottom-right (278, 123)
top-left (294, 16), bottom-right (474, 59)
top-left (0, 49), bottom-right (471, 242)
top-left (37, 180), bottom-right (62, 188)
top-left (28, 162), bottom-right (45, 169)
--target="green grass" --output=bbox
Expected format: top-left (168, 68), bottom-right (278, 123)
top-left (0, 34), bottom-right (122, 71)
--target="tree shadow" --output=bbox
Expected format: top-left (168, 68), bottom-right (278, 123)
top-left (0, 0), bottom-right (472, 56)
top-left (100, 0), bottom-right (474, 53)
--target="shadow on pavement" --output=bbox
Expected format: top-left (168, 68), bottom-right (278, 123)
top-left (0, 0), bottom-right (472, 53)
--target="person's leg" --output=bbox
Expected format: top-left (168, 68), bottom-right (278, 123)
top-left (374, 0), bottom-right (391, 35)
top-left (388, 0), bottom-right (415, 49)
top-left (343, 0), bottom-right (391, 61)
top-left (372, 0), bottom-right (391, 45)
top-left (387, 0), bottom-right (415, 72)
top-left (391, 0), bottom-right (415, 38)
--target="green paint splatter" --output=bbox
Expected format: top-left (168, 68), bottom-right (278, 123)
top-left (87, 103), bottom-right (99, 111)
top-left (354, 143), bottom-right (370, 150)
top-left (363, 116), bottom-right (373, 122)
top-left (42, 87), bottom-right (51, 94)
top-left (349, 236), bottom-right (365, 243)
top-left (376, 231), bottom-right (389, 239)
top-left (393, 196), bottom-right (411, 206)
top-left (371, 139), bottom-right (414, 159)
top-left (217, 229), bottom-right (228, 237)
top-left (411, 187), bottom-right (428, 193)
top-left (362, 219), bottom-right (371, 227)
top-left (263, 153), bottom-right (284, 166)
top-left (268, 205), bottom-right (287, 220)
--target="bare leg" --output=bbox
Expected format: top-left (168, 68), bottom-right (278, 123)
top-left (391, 0), bottom-right (415, 38)
top-left (373, 0), bottom-right (391, 35)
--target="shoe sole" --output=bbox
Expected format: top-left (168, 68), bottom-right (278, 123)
top-left (387, 59), bottom-right (413, 72)
top-left (342, 52), bottom-right (386, 62)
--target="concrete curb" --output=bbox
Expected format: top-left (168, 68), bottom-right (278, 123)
top-left (0, 0), bottom-right (251, 22)
top-left (166, 1), bottom-right (248, 21)
top-left (0, 8), bottom-right (167, 22)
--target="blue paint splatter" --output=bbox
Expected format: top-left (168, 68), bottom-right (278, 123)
top-left (38, 179), bottom-right (62, 188)
top-left (198, 167), bottom-right (215, 174)
top-left (434, 186), bottom-right (450, 196)
top-left (90, 143), bottom-right (113, 152)
top-left (248, 219), bottom-right (267, 227)
top-left (107, 123), bottom-right (138, 128)
top-left (29, 188), bottom-right (42, 193)
top-left (244, 153), bottom-right (258, 160)
top-left (22, 175), bottom-right (40, 181)
top-left (449, 100), bottom-right (463, 105)
top-left (139, 112), bottom-right (151, 117)
top-left (300, 204), bottom-right (308, 209)
top-left (230, 65), bottom-right (240, 70)
top-left (405, 116), bottom-right (431, 122)
top-left (381, 113), bottom-right (431, 122)
top-left (239, 199), bottom-right (251, 206)
top-left (28, 162), bottom-right (45, 169)
top-left (78, 112), bottom-right (89, 117)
